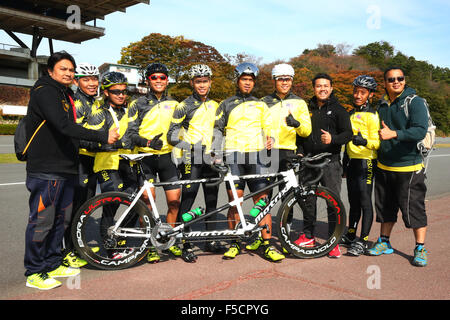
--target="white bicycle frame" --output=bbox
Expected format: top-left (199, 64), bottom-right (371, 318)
top-left (110, 153), bottom-right (300, 241)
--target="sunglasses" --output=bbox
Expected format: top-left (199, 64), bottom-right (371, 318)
top-left (387, 76), bottom-right (405, 83)
top-left (108, 89), bottom-right (128, 96)
top-left (275, 77), bottom-right (293, 82)
top-left (149, 75), bottom-right (168, 81)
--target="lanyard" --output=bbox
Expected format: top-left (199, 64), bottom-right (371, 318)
top-left (68, 95), bottom-right (77, 122)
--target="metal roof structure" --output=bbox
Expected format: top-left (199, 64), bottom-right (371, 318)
top-left (0, 0), bottom-right (149, 55)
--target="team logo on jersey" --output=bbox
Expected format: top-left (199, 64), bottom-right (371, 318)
top-left (62, 100), bottom-right (70, 112)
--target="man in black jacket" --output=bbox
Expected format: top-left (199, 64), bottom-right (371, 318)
top-left (24, 51), bottom-right (119, 290)
top-left (296, 73), bottom-right (352, 258)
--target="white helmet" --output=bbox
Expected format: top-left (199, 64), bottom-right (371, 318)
top-left (272, 63), bottom-right (295, 79)
top-left (75, 62), bottom-right (99, 77)
top-left (188, 64), bottom-right (212, 79)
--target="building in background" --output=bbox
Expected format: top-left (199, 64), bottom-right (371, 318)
top-left (0, 0), bottom-right (149, 87)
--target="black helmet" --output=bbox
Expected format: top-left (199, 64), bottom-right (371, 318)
top-left (145, 63), bottom-right (169, 78)
top-left (352, 75), bottom-right (377, 92)
top-left (101, 71), bottom-right (128, 90)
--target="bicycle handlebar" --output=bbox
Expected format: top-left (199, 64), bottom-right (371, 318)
top-left (205, 163), bottom-right (229, 187)
top-left (285, 152), bottom-right (332, 186)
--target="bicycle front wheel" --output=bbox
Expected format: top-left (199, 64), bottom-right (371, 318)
top-left (71, 191), bottom-right (154, 270)
top-left (277, 186), bottom-right (346, 259)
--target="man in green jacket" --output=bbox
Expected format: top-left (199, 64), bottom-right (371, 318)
top-left (367, 67), bottom-right (429, 267)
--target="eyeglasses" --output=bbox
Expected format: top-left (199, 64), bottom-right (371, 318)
top-left (149, 75), bottom-right (168, 81)
top-left (108, 89), bottom-right (128, 96)
top-left (387, 76), bottom-right (405, 83)
top-left (275, 77), bottom-right (293, 82)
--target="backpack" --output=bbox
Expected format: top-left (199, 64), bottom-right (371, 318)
top-left (14, 115), bottom-right (46, 161)
top-left (400, 94), bottom-right (436, 156)
top-left (400, 94), bottom-right (436, 172)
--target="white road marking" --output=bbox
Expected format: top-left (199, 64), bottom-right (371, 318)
top-left (0, 182), bottom-right (25, 186)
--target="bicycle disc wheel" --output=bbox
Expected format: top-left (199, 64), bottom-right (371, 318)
top-left (71, 191), bottom-right (154, 270)
top-left (277, 186), bottom-right (346, 259)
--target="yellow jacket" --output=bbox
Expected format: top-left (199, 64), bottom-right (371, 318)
top-left (346, 105), bottom-right (380, 160)
top-left (216, 93), bottom-right (271, 152)
top-left (262, 92), bottom-right (311, 150)
top-left (167, 93), bottom-right (221, 154)
top-left (128, 93), bottom-right (178, 155)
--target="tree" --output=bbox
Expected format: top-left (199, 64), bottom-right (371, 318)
top-left (353, 41), bottom-right (395, 69)
top-left (119, 33), bottom-right (227, 83)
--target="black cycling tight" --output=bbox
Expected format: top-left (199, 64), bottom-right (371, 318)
top-left (346, 159), bottom-right (375, 241)
top-left (178, 159), bottom-right (219, 231)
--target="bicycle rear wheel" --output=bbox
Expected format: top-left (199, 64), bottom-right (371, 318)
top-left (277, 186), bottom-right (346, 259)
top-left (71, 191), bottom-right (154, 270)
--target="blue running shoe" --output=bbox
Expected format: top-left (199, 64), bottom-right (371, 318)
top-left (412, 245), bottom-right (428, 267)
top-left (367, 237), bottom-right (394, 256)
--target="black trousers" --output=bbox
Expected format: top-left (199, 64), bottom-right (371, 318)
top-left (64, 154), bottom-right (97, 253)
top-left (302, 158), bottom-right (343, 239)
top-left (25, 175), bottom-right (75, 276)
top-left (346, 158), bottom-right (375, 240)
top-left (178, 151), bottom-right (219, 231)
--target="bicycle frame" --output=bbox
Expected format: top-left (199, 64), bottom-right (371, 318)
top-left (110, 163), bottom-right (301, 244)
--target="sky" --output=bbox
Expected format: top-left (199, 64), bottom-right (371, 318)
top-left (1, 0), bottom-right (449, 69)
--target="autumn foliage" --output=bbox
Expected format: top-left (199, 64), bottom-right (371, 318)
top-left (0, 85), bottom-right (30, 106)
top-left (119, 34), bottom-right (448, 134)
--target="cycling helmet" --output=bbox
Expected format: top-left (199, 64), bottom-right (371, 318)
top-left (352, 75), bottom-right (377, 92)
top-left (101, 71), bottom-right (128, 90)
top-left (75, 62), bottom-right (99, 78)
top-left (188, 64), bottom-right (212, 79)
top-left (272, 63), bottom-right (295, 79)
top-left (234, 62), bottom-right (259, 79)
top-left (145, 63), bottom-right (169, 78)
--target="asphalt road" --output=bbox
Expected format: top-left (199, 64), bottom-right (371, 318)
top-left (0, 135), bottom-right (449, 303)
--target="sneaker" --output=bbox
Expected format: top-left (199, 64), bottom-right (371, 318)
top-left (245, 237), bottom-right (263, 251)
top-left (223, 242), bottom-right (241, 259)
top-left (63, 251), bottom-right (88, 268)
top-left (367, 237), bottom-right (394, 256)
top-left (147, 247), bottom-right (161, 263)
top-left (340, 233), bottom-right (355, 246)
top-left (264, 245), bottom-right (285, 262)
top-left (181, 245), bottom-right (198, 263)
top-left (294, 234), bottom-right (315, 247)
top-left (204, 241), bottom-right (226, 253)
top-left (412, 245), bottom-right (428, 267)
top-left (166, 245), bottom-right (182, 256)
top-left (47, 265), bottom-right (80, 278)
top-left (347, 241), bottom-right (368, 257)
top-left (328, 244), bottom-right (341, 258)
top-left (26, 273), bottom-right (61, 290)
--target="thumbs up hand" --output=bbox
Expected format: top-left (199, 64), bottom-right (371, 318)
top-left (379, 121), bottom-right (398, 140)
top-left (107, 127), bottom-right (120, 144)
top-left (321, 129), bottom-right (332, 144)
top-left (352, 130), bottom-right (368, 146)
top-left (285, 111), bottom-right (300, 128)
